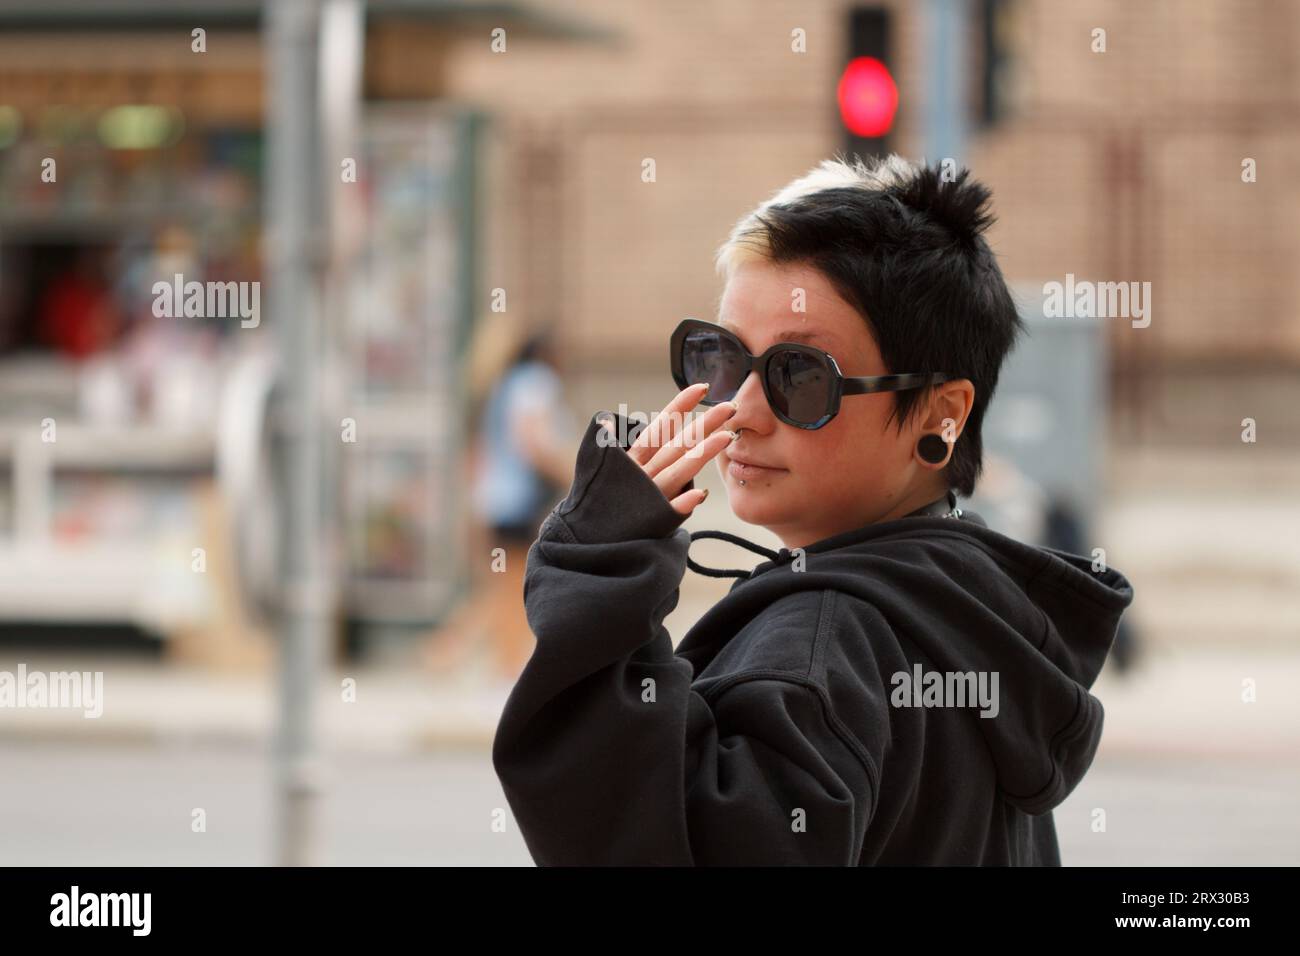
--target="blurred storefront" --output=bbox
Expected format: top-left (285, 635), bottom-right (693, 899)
top-left (0, 0), bottom-right (611, 665)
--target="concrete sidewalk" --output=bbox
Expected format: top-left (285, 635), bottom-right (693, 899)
top-left (3, 644), bottom-right (1297, 761)
top-left (0, 653), bottom-right (512, 752)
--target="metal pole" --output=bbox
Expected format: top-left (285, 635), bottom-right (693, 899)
top-left (266, 0), bottom-right (327, 868)
top-left (317, 0), bottom-right (366, 587)
top-left (922, 0), bottom-right (970, 166)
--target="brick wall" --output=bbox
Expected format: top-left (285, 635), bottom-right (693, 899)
top-left (441, 0), bottom-right (1300, 386)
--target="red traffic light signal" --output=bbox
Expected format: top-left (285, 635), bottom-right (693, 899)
top-left (838, 56), bottom-right (898, 138)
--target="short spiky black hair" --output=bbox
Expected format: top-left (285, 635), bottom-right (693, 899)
top-left (714, 153), bottom-right (1024, 498)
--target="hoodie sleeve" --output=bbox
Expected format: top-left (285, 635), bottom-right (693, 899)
top-left (491, 411), bottom-right (876, 865)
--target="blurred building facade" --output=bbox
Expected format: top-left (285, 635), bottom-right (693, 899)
top-left (0, 0), bottom-right (1294, 662)
top-left (448, 0), bottom-right (1300, 444)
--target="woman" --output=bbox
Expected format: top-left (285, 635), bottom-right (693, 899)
top-left (425, 325), bottom-right (575, 681)
top-left (492, 154), bottom-right (1134, 865)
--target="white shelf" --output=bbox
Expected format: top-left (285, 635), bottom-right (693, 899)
top-left (0, 541), bottom-right (210, 628)
top-left (0, 420), bottom-right (216, 628)
top-left (0, 423), bottom-right (214, 470)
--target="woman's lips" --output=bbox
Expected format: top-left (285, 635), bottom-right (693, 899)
top-left (726, 453), bottom-right (786, 482)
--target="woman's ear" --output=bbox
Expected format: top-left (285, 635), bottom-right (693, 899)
top-left (911, 380), bottom-right (975, 470)
top-left (921, 379), bottom-right (976, 444)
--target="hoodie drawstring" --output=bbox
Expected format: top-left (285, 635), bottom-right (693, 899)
top-left (687, 530), bottom-right (791, 580)
top-left (686, 491), bottom-right (962, 580)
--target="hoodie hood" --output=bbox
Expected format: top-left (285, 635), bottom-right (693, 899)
top-left (677, 513), bottom-right (1135, 815)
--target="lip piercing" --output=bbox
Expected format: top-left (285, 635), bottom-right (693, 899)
top-left (738, 479), bottom-right (746, 486)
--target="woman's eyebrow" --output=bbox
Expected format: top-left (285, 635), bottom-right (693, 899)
top-left (771, 329), bottom-right (824, 345)
top-left (720, 319), bottom-right (828, 347)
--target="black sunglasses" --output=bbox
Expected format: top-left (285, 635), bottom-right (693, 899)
top-left (670, 318), bottom-right (951, 430)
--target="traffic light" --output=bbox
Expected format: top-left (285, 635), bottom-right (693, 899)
top-left (839, 7), bottom-right (896, 161)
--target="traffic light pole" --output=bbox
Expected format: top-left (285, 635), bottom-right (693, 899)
top-left (922, 0), bottom-right (971, 166)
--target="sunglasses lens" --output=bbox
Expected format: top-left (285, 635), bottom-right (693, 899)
top-left (681, 329), bottom-right (747, 401)
top-left (766, 349), bottom-right (832, 425)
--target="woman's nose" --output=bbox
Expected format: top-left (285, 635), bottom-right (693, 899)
top-left (725, 370), bottom-right (771, 432)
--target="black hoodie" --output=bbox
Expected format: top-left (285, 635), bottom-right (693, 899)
top-left (492, 410), bottom-right (1135, 866)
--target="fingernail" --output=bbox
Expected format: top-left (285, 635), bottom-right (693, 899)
top-left (729, 400), bottom-right (739, 412)
top-left (700, 488), bottom-right (709, 501)
top-left (729, 430), bottom-right (741, 443)
top-left (700, 382), bottom-right (711, 394)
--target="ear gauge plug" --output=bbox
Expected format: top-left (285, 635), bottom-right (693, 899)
top-left (917, 433), bottom-right (949, 465)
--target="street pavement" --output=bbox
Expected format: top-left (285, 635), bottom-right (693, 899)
top-left (1, 738), bottom-right (1295, 866)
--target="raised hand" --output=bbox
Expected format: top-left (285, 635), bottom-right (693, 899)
top-left (602, 383), bottom-right (739, 516)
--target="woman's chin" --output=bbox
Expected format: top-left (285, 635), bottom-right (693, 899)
top-left (726, 485), bottom-right (785, 526)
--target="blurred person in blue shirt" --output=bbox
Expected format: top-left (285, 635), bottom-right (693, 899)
top-left (474, 333), bottom-right (576, 539)
top-left (425, 325), bottom-right (576, 682)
